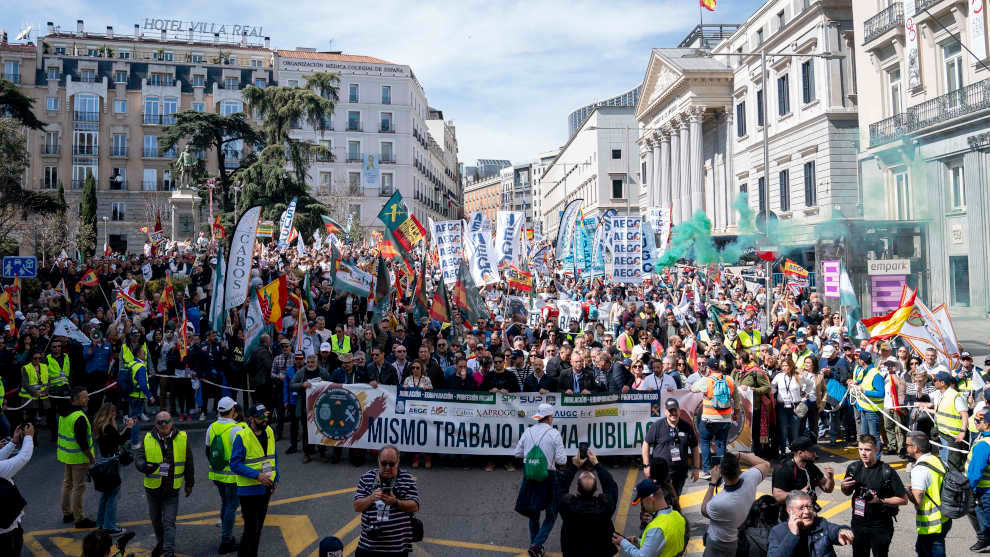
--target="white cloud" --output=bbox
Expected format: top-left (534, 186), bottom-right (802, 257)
top-left (8, 0), bottom-right (760, 163)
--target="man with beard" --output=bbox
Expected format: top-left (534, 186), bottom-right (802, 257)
top-left (839, 434), bottom-right (907, 557)
top-left (643, 398), bottom-right (699, 498)
top-left (772, 437), bottom-right (835, 521)
top-left (557, 450), bottom-right (619, 556)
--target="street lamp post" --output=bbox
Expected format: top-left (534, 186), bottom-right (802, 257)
top-left (102, 216), bottom-right (109, 252)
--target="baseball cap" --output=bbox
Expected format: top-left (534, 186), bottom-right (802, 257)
top-left (978, 407), bottom-right (990, 423)
top-left (319, 536), bottom-right (344, 557)
top-left (705, 357), bottom-right (720, 370)
top-left (217, 396), bottom-right (237, 413)
top-left (249, 403), bottom-right (270, 418)
top-left (89, 318), bottom-right (101, 326)
top-left (631, 479), bottom-right (662, 505)
top-left (961, 352), bottom-right (973, 360)
top-left (821, 345), bottom-right (836, 358)
top-left (320, 342), bottom-right (332, 352)
top-left (531, 403), bottom-right (554, 421)
top-left (665, 398), bottom-right (680, 411)
top-left (883, 357), bottom-right (899, 367)
top-left (933, 370), bottom-right (953, 384)
top-left (857, 350), bottom-right (872, 364)
top-left (512, 349), bottom-right (525, 360)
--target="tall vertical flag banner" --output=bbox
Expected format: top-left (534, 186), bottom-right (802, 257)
top-left (430, 219), bottom-right (463, 286)
top-left (224, 206), bottom-right (262, 312)
top-left (244, 292), bottom-right (267, 358)
top-left (592, 208), bottom-right (616, 275)
top-left (555, 199), bottom-right (583, 262)
top-left (378, 191), bottom-right (426, 254)
top-left (972, 0), bottom-right (988, 61)
top-left (371, 257), bottom-right (392, 324)
top-left (700, 0), bottom-right (716, 11)
top-left (494, 211), bottom-right (524, 269)
top-left (605, 216), bottom-right (643, 284)
top-left (276, 198), bottom-right (298, 250)
top-left (208, 249), bottom-right (226, 333)
top-left (465, 214), bottom-right (498, 285)
top-left (904, 0), bottom-right (921, 88)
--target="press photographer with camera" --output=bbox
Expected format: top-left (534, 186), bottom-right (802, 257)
top-left (557, 448), bottom-right (619, 556)
top-left (771, 437), bottom-right (835, 521)
top-left (839, 434), bottom-right (907, 557)
top-left (352, 445), bottom-right (421, 557)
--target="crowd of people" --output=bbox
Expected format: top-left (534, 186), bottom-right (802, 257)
top-left (0, 233), bottom-right (989, 557)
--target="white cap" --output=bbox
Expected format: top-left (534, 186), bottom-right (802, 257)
top-left (89, 318), bottom-right (101, 325)
top-left (320, 342), bottom-right (332, 352)
top-left (217, 396), bottom-right (237, 413)
top-left (531, 403), bottom-right (554, 421)
top-left (821, 345), bottom-right (836, 358)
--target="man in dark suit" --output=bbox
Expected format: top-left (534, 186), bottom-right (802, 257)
top-left (365, 347), bottom-right (399, 386)
top-left (558, 349), bottom-right (602, 394)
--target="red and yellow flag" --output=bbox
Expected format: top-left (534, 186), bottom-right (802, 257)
top-left (862, 288), bottom-right (917, 342)
top-left (506, 266), bottom-right (533, 292)
top-left (77, 269), bottom-right (99, 289)
top-left (257, 275), bottom-right (289, 326)
top-left (212, 215), bottom-right (226, 239)
top-left (781, 258), bottom-right (809, 278)
top-left (700, 0), bottom-right (716, 12)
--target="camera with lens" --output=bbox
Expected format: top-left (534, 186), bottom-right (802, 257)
top-left (807, 489), bottom-right (821, 513)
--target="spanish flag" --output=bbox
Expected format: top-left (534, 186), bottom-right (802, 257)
top-left (861, 288), bottom-right (916, 342)
top-left (257, 275), bottom-right (289, 326)
top-left (700, 0), bottom-right (716, 12)
top-left (506, 266), bottom-right (533, 292)
top-left (781, 258), bottom-right (809, 278)
top-left (77, 269), bottom-right (99, 290)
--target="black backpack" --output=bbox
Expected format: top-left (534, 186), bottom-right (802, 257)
top-left (0, 477), bottom-right (26, 530)
top-left (916, 458), bottom-right (970, 520)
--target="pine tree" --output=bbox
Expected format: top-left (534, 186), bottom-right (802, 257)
top-left (80, 174), bottom-right (97, 255)
top-left (56, 181), bottom-right (67, 213)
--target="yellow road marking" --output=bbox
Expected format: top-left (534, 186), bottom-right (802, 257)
top-left (820, 499), bottom-right (852, 519)
top-left (333, 514), bottom-right (363, 540)
top-left (269, 486), bottom-right (357, 507)
top-left (686, 538), bottom-right (705, 554)
top-left (421, 537), bottom-right (563, 555)
top-left (614, 466), bottom-right (641, 531)
top-left (343, 535), bottom-right (360, 555)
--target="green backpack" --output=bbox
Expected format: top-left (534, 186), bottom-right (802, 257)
top-left (523, 429), bottom-right (552, 482)
top-left (206, 426), bottom-right (231, 472)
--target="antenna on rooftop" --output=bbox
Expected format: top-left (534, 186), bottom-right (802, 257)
top-left (16, 24), bottom-right (33, 41)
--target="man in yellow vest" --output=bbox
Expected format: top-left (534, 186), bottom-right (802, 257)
top-left (905, 431), bottom-right (950, 557)
top-left (230, 403), bottom-right (278, 557)
top-left (612, 479), bottom-right (686, 556)
top-left (57, 386), bottom-right (96, 528)
top-left (915, 370), bottom-right (969, 471)
top-left (46, 339), bottom-right (71, 395)
top-left (127, 345), bottom-right (156, 450)
top-left (136, 411), bottom-right (195, 557)
top-left (19, 349), bottom-right (51, 440)
top-left (330, 324), bottom-right (352, 356)
top-left (853, 351), bottom-right (886, 451)
top-left (206, 397), bottom-right (243, 554)
top-left (737, 319), bottom-right (762, 353)
top-left (967, 407), bottom-right (990, 552)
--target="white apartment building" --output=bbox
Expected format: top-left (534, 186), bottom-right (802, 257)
top-left (713, 0), bottom-right (858, 256)
top-left (540, 106), bottom-right (639, 240)
top-left (277, 49), bottom-right (458, 233)
top-left (854, 0), bottom-right (990, 314)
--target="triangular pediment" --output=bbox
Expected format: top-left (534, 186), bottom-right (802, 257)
top-left (635, 50), bottom-right (684, 121)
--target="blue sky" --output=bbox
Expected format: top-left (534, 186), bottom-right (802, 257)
top-left (6, 0), bottom-right (765, 164)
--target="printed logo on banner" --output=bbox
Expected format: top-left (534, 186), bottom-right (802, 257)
top-left (314, 388), bottom-right (365, 441)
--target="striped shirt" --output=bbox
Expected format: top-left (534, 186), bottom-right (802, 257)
top-left (354, 468), bottom-right (420, 553)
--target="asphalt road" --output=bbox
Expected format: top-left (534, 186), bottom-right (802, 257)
top-left (14, 432), bottom-right (982, 556)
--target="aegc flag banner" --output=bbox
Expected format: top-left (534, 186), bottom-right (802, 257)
top-left (606, 216), bottom-right (643, 284)
top-left (224, 206), bottom-right (262, 311)
top-left (305, 384), bottom-right (755, 455)
top-left (276, 198), bottom-right (298, 250)
top-left (431, 219), bottom-right (463, 286)
top-left (494, 211), bottom-right (524, 268)
top-left (465, 214), bottom-right (499, 286)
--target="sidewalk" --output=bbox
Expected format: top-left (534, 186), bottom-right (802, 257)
top-left (948, 314), bottom-right (990, 361)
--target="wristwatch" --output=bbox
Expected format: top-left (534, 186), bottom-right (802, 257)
top-left (708, 482), bottom-right (719, 488)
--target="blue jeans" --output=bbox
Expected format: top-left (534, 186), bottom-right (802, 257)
top-left (829, 397), bottom-right (856, 441)
top-left (776, 405), bottom-right (800, 451)
top-left (860, 410), bottom-right (883, 449)
top-left (699, 420), bottom-right (730, 472)
top-left (97, 484), bottom-right (120, 530)
top-left (0, 413), bottom-right (9, 439)
top-left (915, 518), bottom-right (950, 557)
top-left (977, 490), bottom-right (990, 540)
top-left (128, 398), bottom-right (145, 446)
top-left (215, 481), bottom-right (240, 544)
top-left (528, 505), bottom-right (557, 548)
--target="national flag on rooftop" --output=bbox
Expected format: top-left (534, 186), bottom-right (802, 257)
top-left (861, 287), bottom-right (917, 343)
top-left (700, 0), bottom-right (716, 12)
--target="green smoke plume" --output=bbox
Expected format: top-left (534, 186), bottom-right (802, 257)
top-left (656, 192), bottom-right (762, 268)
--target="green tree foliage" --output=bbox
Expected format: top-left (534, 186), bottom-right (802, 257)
top-left (79, 174), bottom-right (98, 255)
top-left (0, 80), bottom-right (44, 130)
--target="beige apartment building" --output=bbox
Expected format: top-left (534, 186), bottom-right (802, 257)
top-left (854, 0), bottom-right (990, 314)
top-left (463, 174), bottom-right (501, 225)
top-left (2, 19), bottom-right (274, 253)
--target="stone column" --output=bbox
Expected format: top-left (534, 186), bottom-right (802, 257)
top-left (679, 114), bottom-right (692, 223)
top-left (660, 128), bottom-right (672, 209)
top-left (669, 122), bottom-right (681, 224)
top-left (651, 137), bottom-right (661, 208)
top-left (643, 140), bottom-right (655, 207)
top-left (724, 108), bottom-right (735, 227)
top-left (690, 106), bottom-right (705, 224)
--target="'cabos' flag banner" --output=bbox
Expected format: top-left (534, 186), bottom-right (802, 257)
top-left (224, 205), bottom-right (262, 311)
top-left (276, 198), bottom-right (298, 250)
top-left (305, 385), bottom-right (753, 455)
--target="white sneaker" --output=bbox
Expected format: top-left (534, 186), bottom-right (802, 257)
top-left (199, 411), bottom-right (207, 420)
top-left (215, 519), bottom-right (221, 528)
top-left (699, 471), bottom-right (712, 481)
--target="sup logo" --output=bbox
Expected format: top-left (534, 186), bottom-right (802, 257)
top-left (314, 388), bottom-right (364, 441)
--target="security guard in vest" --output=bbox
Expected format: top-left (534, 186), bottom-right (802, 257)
top-left (737, 319), bottom-right (762, 353)
top-left (127, 345), bottom-right (156, 449)
top-left (207, 397), bottom-right (243, 554)
top-left (853, 351), bottom-right (886, 451)
top-left (967, 407), bottom-right (990, 552)
top-left (905, 431), bottom-right (951, 556)
top-left (57, 386), bottom-right (96, 528)
top-left (329, 324), bottom-right (351, 356)
top-left (613, 479), bottom-right (686, 556)
top-left (19, 349), bottom-right (49, 432)
top-left (230, 404), bottom-right (279, 557)
top-left (697, 320), bottom-right (719, 352)
top-left (121, 328), bottom-right (149, 368)
top-left (137, 410), bottom-right (195, 557)
top-left (46, 339), bottom-right (71, 395)
top-left (915, 370), bottom-right (969, 471)
top-left (792, 335), bottom-right (814, 373)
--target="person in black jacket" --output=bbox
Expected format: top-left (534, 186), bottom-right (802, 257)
top-left (365, 347), bottom-right (398, 386)
top-left (523, 358), bottom-right (557, 393)
top-left (558, 450), bottom-right (619, 556)
top-left (481, 355), bottom-right (521, 393)
top-left (557, 349), bottom-right (601, 394)
top-left (445, 356), bottom-right (477, 391)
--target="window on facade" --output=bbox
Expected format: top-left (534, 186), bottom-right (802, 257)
top-left (758, 177), bottom-right (767, 213)
top-left (612, 179), bottom-right (623, 199)
top-left (381, 112), bottom-right (393, 132)
top-left (163, 170), bottom-right (173, 190)
top-left (756, 28), bottom-right (764, 45)
top-left (943, 41), bottom-right (964, 95)
top-left (736, 102), bottom-right (746, 137)
top-left (114, 70), bottom-right (127, 84)
top-left (191, 75), bottom-right (205, 87)
top-left (612, 149), bottom-right (622, 159)
top-left (288, 80), bottom-right (298, 87)
top-left (87, 47), bottom-right (100, 57)
top-left (47, 96), bottom-right (59, 111)
top-left (144, 135), bottom-right (159, 158)
top-left (143, 169), bottom-right (157, 191)
top-left (220, 101), bottom-right (242, 116)
top-left (44, 132), bottom-right (58, 154)
top-left (80, 69), bottom-right (96, 83)
top-left (144, 96), bottom-right (159, 123)
top-left (348, 111), bottom-right (361, 131)
top-left (223, 77), bottom-right (239, 90)
top-left (162, 51), bottom-right (174, 62)
top-left (779, 169), bottom-right (790, 211)
top-left (117, 50), bottom-right (130, 59)
top-left (47, 67), bottom-right (60, 80)
top-left (250, 58), bottom-right (263, 68)
top-left (149, 73), bottom-right (169, 86)
top-left (348, 172), bottom-right (361, 195)
top-left (349, 84), bottom-right (359, 103)
top-left (950, 256), bottom-right (970, 306)
top-left (895, 172), bottom-right (911, 219)
top-left (191, 102), bottom-right (205, 112)
top-left (190, 53), bottom-right (204, 63)
top-left (113, 99), bottom-right (127, 113)
top-left (112, 134), bottom-right (127, 157)
top-left (348, 141), bottom-right (361, 161)
top-left (949, 162), bottom-right (966, 210)
top-left (777, 74), bottom-right (790, 116)
top-left (110, 168), bottom-right (125, 190)
top-left (381, 141), bottom-right (394, 162)
top-left (756, 89), bottom-right (764, 126)
top-left (382, 86), bottom-right (391, 104)
top-left (111, 202), bottom-right (126, 220)
top-left (163, 97), bottom-right (178, 124)
top-left (382, 173), bottom-right (394, 196)
top-left (72, 165), bottom-right (95, 189)
top-left (319, 172), bottom-right (332, 195)
top-left (777, 11), bottom-right (786, 31)
top-left (803, 161), bottom-right (816, 206)
top-left (254, 78), bottom-right (266, 88)
top-left (54, 46), bottom-right (67, 55)
top-left (801, 61), bottom-right (815, 104)
top-left (888, 68), bottom-right (902, 115)
top-left (43, 167), bottom-right (58, 189)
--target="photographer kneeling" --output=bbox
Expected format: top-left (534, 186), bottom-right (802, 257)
top-left (839, 434), bottom-right (907, 557)
top-left (557, 448), bottom-right (619, 556)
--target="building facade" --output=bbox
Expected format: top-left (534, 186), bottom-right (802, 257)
top-left (854, 0), bottom-right (990, 314)
top-left (4, 19), bottom-right (275, 252)
top-left (277, 49), bottom-right (459, 232)
top-left (567, 85), bottom-right (641, 140)
top-left (714, 0), bottom-right (858, 251)
top-left (540, 106), bottom-right (639, 241)
top-left (463, 174), bottom-right (501, 224)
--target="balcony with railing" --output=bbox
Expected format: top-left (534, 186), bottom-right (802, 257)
top-left (142, 180), bottom-right (157, 190)
top-left (143, 113), bottom-right (163, 125)
top-left (73, 110), bottom-right (99, 122)
top-left (111, 146), bottom-right (128, 158)
top-left (381, 154), bottom-right (396, 164)
top-left (2, 73), bottom-right (20, 84)
top-left (71, 179), bottom-right (89, 189)
top-left (72, 144), bottom-right (98, 156)
top-left (869, 78), bottom-right (990, 148)
top-left (42, 144), bottom-right (60, 156)
top-left (162, 113), bottom-right (177, 125)
top-left (348, 183), bottom-right (362, 196)
top-left (347, 122), bottom-right (363, 132)
top-left (108, 178), bottom-right (127, 190)
top-left (863, 2), bottom-right (903, 44)
top-left (39, 180), bottom-right (61, 191)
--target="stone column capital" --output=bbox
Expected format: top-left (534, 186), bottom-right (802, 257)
top-left (689, 105), bottom-right (706, 121)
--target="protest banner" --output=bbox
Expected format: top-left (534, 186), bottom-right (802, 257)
top-left (494, 211), bottom-right (524, 268)
top-left (430, 219), bottom-right (463, 286)
top-left (605, 216), bottom-right (643, 284)
top-left (276, 198), bottom-right (298, 250)
top-left (224, 206), bottom-right (262, 311)
top-left (305, 384), bottom-right (753, 455)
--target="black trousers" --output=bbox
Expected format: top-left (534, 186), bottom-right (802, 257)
top-left (238, 492), bottom-right (271, 557)
top-left (0, 525), bottom-right (23, 557)
top-left (851, 524), bottom-right (893, 557)
top-left (283, 405), bottom-right (299, 448)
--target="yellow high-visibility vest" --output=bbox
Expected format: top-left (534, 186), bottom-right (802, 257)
top-left (143, 431), bottom-right (188, 490)
top-left (235, 425), bottom-right (277, 488)
top-left (915, 453), bottom-right (947, 534)
top-left (56, 409), bottom-right (92, 465)
top-left (19, 363), bottom-right (48, 400)
top-left (935, 388), bottom-right (964, 439)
